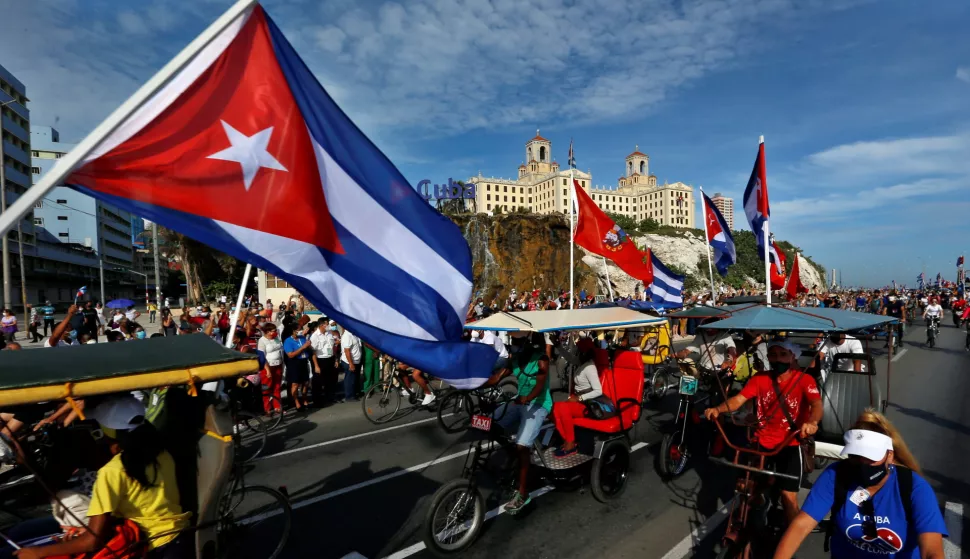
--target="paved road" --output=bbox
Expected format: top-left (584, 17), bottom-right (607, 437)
top-left (228, 317), bottom-right (970, 559)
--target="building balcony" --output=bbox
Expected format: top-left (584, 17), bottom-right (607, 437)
top-left (3, 163), bottom-right (30, 188)
top-left (0, 91), bottom-right (28, 122)
top-left (2, 115), bottom-right (29, 144)
top-left (2, 140), bottom-right (30, 167)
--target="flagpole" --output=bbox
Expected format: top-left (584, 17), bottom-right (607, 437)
top-left (760, 135), bottom-right (772, 307)
top-left (225, 263), bottom-right (252, 349)
top-left (0, 0), bottom-right (260, 239)
top-left (602, 257), bottom-right (615, 301)
top-left (699, 187), bottom-right (717, 302)
top-left (569, 169), bottom-right (575, 309)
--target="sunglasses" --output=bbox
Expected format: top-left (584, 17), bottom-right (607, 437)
top-left (859, 498), bottom-right (878, 540)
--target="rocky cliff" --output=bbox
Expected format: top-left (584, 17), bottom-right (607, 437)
top-left (452, 214), bottom-right (825, 301)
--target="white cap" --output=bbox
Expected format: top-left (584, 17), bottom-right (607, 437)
top-left (767, 339), bottom-right (802, 360)
top-left (841, 429), bottom-right (893, 462)
top-left (89, 395), bottom-right (147, 431)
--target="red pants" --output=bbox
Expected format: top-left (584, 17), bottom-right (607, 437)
top-left (553, 401), bottom-right (587, 444)
top-left (261, 365), bottom-right (283, 413)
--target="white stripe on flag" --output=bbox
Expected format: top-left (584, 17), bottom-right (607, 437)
top-left (653, 268), bottom-right (683, 291)
top-left (214, 220), bottom-right (436, 341)
top-left (311, 139), bottom-right (471, 321)
top-left (650, 286), bottom-right (682, 304)
top-left (83, 8), bottom-right (255, 163)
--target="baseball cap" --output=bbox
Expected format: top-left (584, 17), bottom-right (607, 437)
top-left (89, 395), bottom-right (146, 431)
top-left (767, 339), bottom-right (802, 360)
top-left (841, 429), bottom-right (893, 462)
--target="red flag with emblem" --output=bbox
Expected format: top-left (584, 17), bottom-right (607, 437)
top-left (572, 180), bottom-right (653, 284)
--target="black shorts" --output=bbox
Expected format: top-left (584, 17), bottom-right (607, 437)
top-left (284, 360), bottom-right (310, 384)
top-left (763, 445), bottom-right (803, 493)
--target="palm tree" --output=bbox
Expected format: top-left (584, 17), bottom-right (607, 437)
top-left (157, 227), bottom-right (206, 304)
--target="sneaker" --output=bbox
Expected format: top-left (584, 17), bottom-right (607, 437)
top-left (421, 393), bottom-right (437, 406)
top-left (505, 491), bottom-right (531, 514)
top-left (554, 445), bottom-right (578, 458)
top-left (400, 388), bottom-right (410, 398)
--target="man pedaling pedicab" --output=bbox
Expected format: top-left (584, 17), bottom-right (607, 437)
top-left (481, 331), bottom-right (551, 514)
top-left (703, 340), bottom-right (823, 526)
top-left (395, 361), bottom-right (436, 406)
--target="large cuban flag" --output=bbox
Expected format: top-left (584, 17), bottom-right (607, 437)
top-left (702, 192), bottom-right (736, 276)
top-left (742, 141), bottom-right (770, 261)
top-left (61, 5), bottom-right (497, 387)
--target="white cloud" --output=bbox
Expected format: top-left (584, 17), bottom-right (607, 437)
top-left (957, 66), bottom-right (970, 83)
top-left (117, 11), bottom-right (149, 35)
top-left (805, 134), bottom-right (970, 178)
top-left (773, 177), bottom-right (962, 222)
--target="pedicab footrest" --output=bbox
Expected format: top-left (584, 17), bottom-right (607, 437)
top-left (707, 456), bottom-right (801, 481)
top-left (533, 447), bottom-right (594, 469)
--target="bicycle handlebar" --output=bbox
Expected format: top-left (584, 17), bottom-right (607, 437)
top-left (710, 418), bottom-right (801, 457)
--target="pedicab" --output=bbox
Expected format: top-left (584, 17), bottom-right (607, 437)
top-left (0, 335), bottom-right (291, 559)
top-left (421, 307), bottom-right (665, 556)
top-left (688, 304), bottom-right (898, 559)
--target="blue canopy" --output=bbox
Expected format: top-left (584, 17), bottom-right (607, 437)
top-left (586, 299), bottom-right (681, 312)
top-left (700, 305), bottom-right (898, 332)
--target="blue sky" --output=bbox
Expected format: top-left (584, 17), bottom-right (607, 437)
top-left (2, 0), bottom-right (968, 287)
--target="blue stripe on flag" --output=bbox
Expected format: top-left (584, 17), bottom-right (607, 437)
top-left (70, 186), bottom-right (498, 388)
top-left (264, 16), bottom-right (473, 285)
top-left (649, 253), bottom-right (684, 305)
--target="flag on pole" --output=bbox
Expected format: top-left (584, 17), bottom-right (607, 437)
top-left (936, 273), bottom-right (942, 287)
top-left (573, 180), bottom-right (653, 285)
top-left (786, 254), bottom-right (807, 300)
top-left (917, 273), bottom-right (924, 289)
top-left (702, 192), bottom-right (735, 276)
top-left (75, 286), bottom-right (87, 300)
top-left (742, 142), bottom-right (770, 260)
top-left (769, 239), bottom-right (787, 290)
top-left (649, 253), bottom-right (684, 306)
top-left (568, 138), bottom-right (576, 169)
top-left (958, 256), bottom-right (965, 267)
top-left (55, 5), bottom-right (496, 388)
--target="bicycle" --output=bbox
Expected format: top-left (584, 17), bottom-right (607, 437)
top-left (925, 316), bottom-right (940, 348)
top-left (361, 360), bottom-right (447, 425)
top-left (436, 379), bottom-right (517, 434)
top-left (644, 353), bottom-right (680, 403)
top-left (658, 365), bottom-right (732, 478)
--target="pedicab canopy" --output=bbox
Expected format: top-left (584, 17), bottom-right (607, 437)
top-left (698, 305), bottom-right (898, 333)
top-left (667, 304), bottom-right (753, 319)
top-left (0, 336), bottom-right (257, 407)
top-left (466, 307), bottom-right (666, 333)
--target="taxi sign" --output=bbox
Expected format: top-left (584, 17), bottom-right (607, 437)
top-left (470, 415), bottom-right (492, 432)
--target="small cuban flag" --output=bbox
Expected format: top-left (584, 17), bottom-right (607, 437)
top-left (76, 286), bottom-right (87, 299)
top-left (568, 138), bottom-right (576, 169)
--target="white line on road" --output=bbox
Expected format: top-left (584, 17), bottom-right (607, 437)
top-left (659, 496), bottom-right (738, 559)
top-left (256, 416), bottom-right (446, 461)
top-left (944, 501), bottom-right (964, 559)
top-left (378, 441), bottom-right (650, 559)
top-left (891, 348), bottom-right (909, 362)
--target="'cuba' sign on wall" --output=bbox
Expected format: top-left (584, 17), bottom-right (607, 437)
top-left (417, 179), bottom-right (476, 200)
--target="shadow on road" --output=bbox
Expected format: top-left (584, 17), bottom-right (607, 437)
top-left (886, 402), bottom-right (970, 438)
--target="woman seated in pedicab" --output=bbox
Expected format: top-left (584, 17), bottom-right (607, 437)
top-left (774, 410), bottom-right (947, 559)
top-left (13, 395), bottom-right (193, 559)
top-left (551, 336), bottom-right (614, 458)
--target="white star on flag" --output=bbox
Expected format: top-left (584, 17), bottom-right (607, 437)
top-left (207, 120), bottom-right (287, 191)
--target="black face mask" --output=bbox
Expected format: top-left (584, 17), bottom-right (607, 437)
top-left (850, 461), bottom-right (889, 487)
top-left (769, 361), bottom-right (791, 376)
top-left (829, 334), bottom-right (843, 344)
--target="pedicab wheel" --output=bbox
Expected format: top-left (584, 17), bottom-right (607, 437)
top-left (658, 430), bottom-right (689, 478)
top-left (437, 391), bottom-right (474, 433)
top-left (234, 411), bottom-right (268, 463)
top-left (217, 485), bottom-right (292, 559)
top-left (646, 368), bottom-right (670, 402)
top-left (423, 479), bottom-right (486, 555)
top-left (362, 383), bottom-right (402, 425)
top-left (590, 439), bottom-right (631, 502)
top-left (714, 538), bottom-right (743, 559)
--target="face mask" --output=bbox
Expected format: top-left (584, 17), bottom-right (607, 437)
top-left (136, 331), bottom-right (147, 339)
top-left (769, 361), bottom-right (790, 375)
top-left (829, 334), bottom-right (842, 344)
top-left (70, 330), bottom-right (78, 340)
top-left (850, 461), bottom-right (889, 487)
top-left (329, 326), bottom-right (338, 332)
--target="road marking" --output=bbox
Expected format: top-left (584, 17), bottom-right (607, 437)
top-left (944, 501), bottom-right (964, 559)
top-left (256, 415), bottom-right (446, 461)
top-left (891, 348), bottom-right (908, 362)
top-left (377, 441), bottom-right (650, 559)
top-left (659, 495), bottom-right (738, 559)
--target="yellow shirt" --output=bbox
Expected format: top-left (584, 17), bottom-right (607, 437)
top-left (87, 451), bottom-right (191, 550)
top-left (148, 304), bottom-right (158, 312)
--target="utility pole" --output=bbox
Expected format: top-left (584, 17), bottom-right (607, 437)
top-left (152, 222), bottom-right (162, 308)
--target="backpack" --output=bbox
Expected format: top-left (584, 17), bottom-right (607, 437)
top-left (869, 299), bottom-right (882, 313)
top-left (825, 462), bottom-right (914, 551)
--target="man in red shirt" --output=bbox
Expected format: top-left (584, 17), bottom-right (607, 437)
top-left (704, 340), bottom-right (823, 524)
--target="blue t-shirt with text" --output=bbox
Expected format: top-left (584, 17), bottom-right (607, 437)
top-left (802, 465), bottom-right (947, 559)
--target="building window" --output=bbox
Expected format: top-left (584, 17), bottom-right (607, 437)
top-left (57, 216), bottom-right (68, 221)
top-left (486, 185), bottom-right (490, 191)
top-left (33, 218), bottom-right (43, 226)
top-left (30, 166), bottom-right (40, 174)
top-left (34, 201), bottom-right (42, 209)
top-left (528, 197), bottom-right (532, 203)
top-left (486, 194), bottom-right (490, 201)
top-left (56, 199), bottom-right (67, 204)
top-left (503, 185), bottom-right (507, 193)
top-left (487, 204), bottom-right (491, 210)
top-left (58, 232), bottom-right (68, 238)
top-left (504, 196), bottom-right (508, 202)
top-left (31, 151), bottom-right (39, 157)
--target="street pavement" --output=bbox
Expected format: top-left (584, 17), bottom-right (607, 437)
top-left (229, 314), bottom-right (970, 559)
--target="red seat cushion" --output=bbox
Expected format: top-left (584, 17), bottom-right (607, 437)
top-left (576, 352), bottom-right (645, 434)
top-left (573, 415), bottom-right (623, 433)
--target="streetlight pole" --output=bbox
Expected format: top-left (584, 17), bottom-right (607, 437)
top-left (152, 222), bottom-right (162, 308)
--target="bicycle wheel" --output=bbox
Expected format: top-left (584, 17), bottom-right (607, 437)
top-left (422, 479), bottom-right (486, 555)
top-left (437, 391), bottom-right (474, 433)
top-left (234, 412), bottom-right (268, 463)
top-left (218, 485), bottom-right (292, 559)
top-left (659, 430), bottom-right (690, 478)
top-left (362, 382), bottom-right (401, 424)
top-left (646, 368), bottom-right (669, 402)
top-left (259, 396), bottom-right (285, 431)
